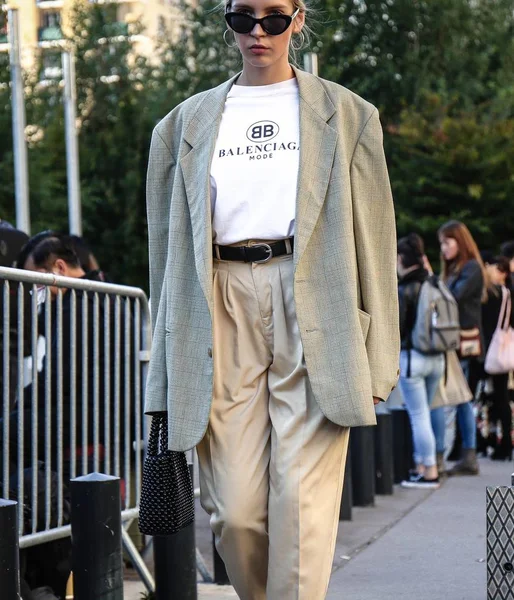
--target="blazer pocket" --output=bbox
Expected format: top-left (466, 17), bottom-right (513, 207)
top-left (357, 309), bottom-right (371, 342)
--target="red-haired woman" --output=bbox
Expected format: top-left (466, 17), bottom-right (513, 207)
top-left (431, 220), bottom-right (486, 476)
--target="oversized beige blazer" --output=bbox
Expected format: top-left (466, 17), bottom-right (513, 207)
top-left (145, 66), bottom-right (400, 452)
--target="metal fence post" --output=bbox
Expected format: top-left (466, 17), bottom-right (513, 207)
top-left (70, 473), bottom-right (123, 599)
top-left (340, 441), bottom-right (353, 521)
top-left (0, 499), bottom-right (20, 598)
top-left (486, 473), bottom-right (514, 599)
top-left (153, 462), bottom-right (197, 599)
top-left (375, 413), bottom-right (394, 495)
top-left (350, 426), bottom-right (375, 507)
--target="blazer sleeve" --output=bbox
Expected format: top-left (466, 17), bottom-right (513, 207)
top-left (351, 109), bottom-right (400, 400)
top-left (147, 128), bottom-right (175, 331)
top-left (145, 127), bottom-right (176, 413)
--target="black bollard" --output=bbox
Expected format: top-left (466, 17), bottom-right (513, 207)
top-left (153, 462), bottom-right (197, 599)
top-left (70, 473), bottom-right (123, 600)
top-left (350, 426), bottom-right (375, 507)
top-left (153, 526), bottom-right (197, 599)
top-left (391, 409), bottom-right (414, 484)
top-left (0, 499), bottom-right (20, 598)
top-left (340, 441), bottom-right (353, 521)
top-left (212, 533), bottom-right (230, 585)
top-left (375, 413), bottom-right (394, 495)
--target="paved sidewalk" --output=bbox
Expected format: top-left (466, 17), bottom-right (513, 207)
top-left (327, 457), bottom-right (509, 600)
top-left (125, 457), bottom-right (509, 599)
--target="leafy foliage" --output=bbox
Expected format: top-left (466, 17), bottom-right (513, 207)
top-left (1, 0), bottom-right (513, 285)
top-left (0, 0), bottom-right (237, 289)
top-left (318, 0), bottom-right (514, 258)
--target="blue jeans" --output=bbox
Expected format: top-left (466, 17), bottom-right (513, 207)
top-left (431, 359), bottom-right (477, 456)
top-left (399, 350), bottom-right (445, 467)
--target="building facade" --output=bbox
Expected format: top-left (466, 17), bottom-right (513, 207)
top-left (0, 0), bottom-right (184, 70)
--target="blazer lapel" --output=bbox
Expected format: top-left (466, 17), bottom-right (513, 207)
top-left (179, 68), bottom-right (338, 304)
top-left (292, 67), bottom-right (338, 268)
top-left (179, 76), bottom-right (238, 312)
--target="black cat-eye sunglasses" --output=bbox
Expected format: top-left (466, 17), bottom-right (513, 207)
top-left (225, 8), bottom-right (300, 36)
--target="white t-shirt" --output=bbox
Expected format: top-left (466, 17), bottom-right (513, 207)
top-left (210, 78), bottom-right (300, 245)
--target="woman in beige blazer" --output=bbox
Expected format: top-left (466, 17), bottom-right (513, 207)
top-left (145, 0), bottom-right (400, 597)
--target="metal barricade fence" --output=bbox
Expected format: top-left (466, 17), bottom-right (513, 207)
top-left (0, 266), bottom-right (154, 589)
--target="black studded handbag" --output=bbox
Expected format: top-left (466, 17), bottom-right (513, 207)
top-left (138, 414), bottom-right (194, 536)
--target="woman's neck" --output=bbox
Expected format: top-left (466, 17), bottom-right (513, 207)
top-left (237, 62), bottom-right (295, 86)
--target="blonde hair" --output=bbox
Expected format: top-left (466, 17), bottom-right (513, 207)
top-left (222, 0), bottom-right (314, 62)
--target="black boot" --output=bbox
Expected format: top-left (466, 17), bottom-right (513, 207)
top-left (491, 438), bottom-right (512, 461)
top-left (436, 452), bottom-right (446, 477)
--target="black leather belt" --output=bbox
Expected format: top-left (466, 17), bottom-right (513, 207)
top-left (213, 238), bottom-right (294, 263)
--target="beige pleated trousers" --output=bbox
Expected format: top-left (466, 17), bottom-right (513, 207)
top-left (197, 248), bottom-right (350, 600)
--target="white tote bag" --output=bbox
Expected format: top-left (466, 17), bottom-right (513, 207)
top-left (484, 286), bottom-right (514, 375)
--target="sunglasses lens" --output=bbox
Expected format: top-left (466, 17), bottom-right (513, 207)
top-left (262, 16), bottom-right (289, 35)
top-left (226, 13), bottom-right (254, 34)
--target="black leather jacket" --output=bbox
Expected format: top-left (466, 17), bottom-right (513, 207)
top-left (398, 268), bottom-right (429, 350)
top-left (445, 259), bottom-right (484, 330)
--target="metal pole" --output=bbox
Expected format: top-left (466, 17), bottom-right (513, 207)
top-left (8, 8), bottom-right (30, 235)
top-left (62, 50), bottom-right (82, 236)
top-left (303, 52), bottom-right (319, 76)
top-left (70, 473), bottom-right (123, 599)
top-left (0, 499), bottom-right (20, 598)
top-left (153, 463), bottom-right (197, 598)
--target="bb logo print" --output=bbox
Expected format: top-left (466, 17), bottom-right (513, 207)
top-left (246, 121), bottom-right (280, 142)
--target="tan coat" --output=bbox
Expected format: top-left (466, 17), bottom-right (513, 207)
top-left (145, 66), bottom-right (400, 451)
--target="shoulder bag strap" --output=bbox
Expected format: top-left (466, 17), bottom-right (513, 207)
top-left (502, 287), bottom-right (512, 331)
top-left (497, 286), bottom-right (510, 331)
top-left (407, 281), bottom-right (423, 378)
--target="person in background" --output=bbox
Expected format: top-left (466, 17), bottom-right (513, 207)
top-left (0, 218), bottom-right (15, 229)
top-left (3, 234), bottom-right (108, 473)
top-left (68, 235), bottom-right (109, 282)
top-left (431, 220), bottom-right (486, 476)
top-left (480, 252), bottom-right (513, 461)
top-left (0, 226), bottom-right (31, 409)
top-left (397, 233), bottom-right (444, 488)
top-left (500, 241), bottom-right (514, 288)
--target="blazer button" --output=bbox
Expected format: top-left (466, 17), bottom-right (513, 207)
top-left (208, 348), bottom-right (213, 358)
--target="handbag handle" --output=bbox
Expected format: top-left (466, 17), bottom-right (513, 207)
top-left (503, 288), bottom-right (512, 331)
top-left (147, 414), bottom-right (168, 457)
top-left (498, 286), bottom-right (512, 331)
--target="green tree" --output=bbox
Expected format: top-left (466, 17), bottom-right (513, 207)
top-left (318, 0), bottom-right (514, 258)
top-left (319, 0), bottom-right (514, 118)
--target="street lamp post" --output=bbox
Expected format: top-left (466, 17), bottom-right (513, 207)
top-left (8, 7), bottom-right (30, 234)
top-left (62, 50), bottom-right (82, 236)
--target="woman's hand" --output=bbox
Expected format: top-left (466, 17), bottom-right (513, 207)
top-left (373, 397), bottom-right (381, 405)
top-left (422, 254), bottom-right (434, 275)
